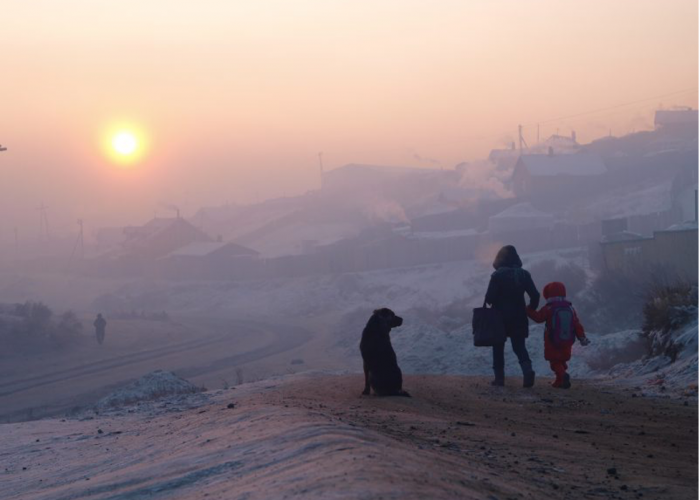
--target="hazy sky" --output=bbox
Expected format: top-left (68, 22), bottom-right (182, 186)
top-left (0, 0), bottom-right (697, 234)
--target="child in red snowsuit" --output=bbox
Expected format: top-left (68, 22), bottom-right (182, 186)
top-left (526, 281), bottom-right (589, 388)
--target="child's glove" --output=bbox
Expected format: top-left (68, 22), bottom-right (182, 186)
top-left (579, 336), bottom-right (591, 346)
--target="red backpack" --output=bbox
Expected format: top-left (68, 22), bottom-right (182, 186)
top-left (548, 301), bottom-right (576, 347)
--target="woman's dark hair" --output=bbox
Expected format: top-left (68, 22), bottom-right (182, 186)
top-left (493, 245), bottom-right (522, 270)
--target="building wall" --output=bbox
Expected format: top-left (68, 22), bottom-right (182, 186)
top-left (512, 165), bottom-right (606, 206)
top-left (601, 229), bottom-right (698, 282)
top-left (676, 186), bottom-right (698, 222)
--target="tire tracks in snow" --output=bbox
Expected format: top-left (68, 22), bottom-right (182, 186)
top-left (0, 318), bottom-right (311, 399)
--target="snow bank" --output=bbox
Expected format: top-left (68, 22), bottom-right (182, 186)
top-left (392, 321), bottom-right (646, 380)
top-left (97, 370), bottom-right (204, 409)
top-left (606, 319), bottom-right (698, 397)
top-left (388, 314), bottom-right (697, 398)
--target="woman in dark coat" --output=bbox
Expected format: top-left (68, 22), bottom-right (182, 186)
top-left (485, 245), bottom-right (540, 387)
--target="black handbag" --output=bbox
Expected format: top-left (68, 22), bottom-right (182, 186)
top-left (472, 302), bottom-right (506, 347)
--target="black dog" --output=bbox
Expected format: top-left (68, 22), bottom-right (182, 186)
top-left (359, 308), bottom-right (410, 397)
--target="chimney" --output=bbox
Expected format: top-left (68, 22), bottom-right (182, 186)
top-left (571, 130), bottom-right (577, 143)
top-left (548, 146), bottom-right (554, 157)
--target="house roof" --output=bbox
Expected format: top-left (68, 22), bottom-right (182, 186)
top-left (394, 226), bottom-right (479, 240)
top-left (120, 217), bottom-right (213, 259)
top-left (164, 241), bottom-right (258, 258)
top-left (654, 109), bottom-right (698, 127)
top-left (124, 217), bottom-right (190, 239)
top-left (601, 230), bottom-right (647, 243)
top-left (663, 220), bottom-right (698, 232)
top-left (490, 202), bottom-right (554, 220)
top-left (515, 154), bottom-right (607, 177)
top-left (488, 148), bottom-right (519, 161)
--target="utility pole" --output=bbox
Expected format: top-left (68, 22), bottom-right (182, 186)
top-left (318, 151), bottom-right (324, 188)
top-left (38, 203), bottom-right (50, 241)
top-left (68, 218), bottom-right (84, 266)
top-left (518, 124), bottom-right (529, 152)
top-left (536, 123), bottom-right (540, 145)
top-left (77, 218), bottom-right (84, 259)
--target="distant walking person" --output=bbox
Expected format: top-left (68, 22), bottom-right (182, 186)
top-left (94, 313), bottom-right (107, 345)
top-left (484, 245), bottom-right (540, 387)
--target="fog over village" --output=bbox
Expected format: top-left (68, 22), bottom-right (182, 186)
top-left (0, 2), bottom-right (698, 499)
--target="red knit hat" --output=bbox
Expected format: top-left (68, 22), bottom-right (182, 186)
top-left (543, 281), bottom-right (567, 299)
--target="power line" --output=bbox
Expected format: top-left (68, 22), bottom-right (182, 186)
top-left (524, 87), bottom-right (698, 127)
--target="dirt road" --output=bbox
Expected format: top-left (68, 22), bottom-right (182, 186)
top-left (1, 374), bottom-right (696, 500)
top-left (0, 316), bottom-right (313, 423)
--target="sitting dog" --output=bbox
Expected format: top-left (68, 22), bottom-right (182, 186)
top-left (359, 308), bottom-right (410, 397)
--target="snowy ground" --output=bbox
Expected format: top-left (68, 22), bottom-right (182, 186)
top-left (0, 247), bottom-right (697, 499)
top-left (604, 320), bottom-right (699, 397)
top-left (1, 373), bottom-right (696, 500)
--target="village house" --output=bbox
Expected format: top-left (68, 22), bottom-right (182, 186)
top-left (121, 217), bottom-right (213, 259)
top-left (671, 163), bottom-right (699, 223)
top-left (487, 144), bottom-right (520, 172)
top-left (654, 108), bottom-right (699, 132)
top-left (157, 241), bottom-right (260, 280)
top-left (488, 202), bottom-right (554, 235)
top-left (600, 221), bottom-right (698, 283)
top-left (511, 151), bottom-right (608, 200)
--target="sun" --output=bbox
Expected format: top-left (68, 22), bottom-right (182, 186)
top-left (112, 131), bottom-right (138, 156)
top-left (101, 123), bottom-right (148, 166)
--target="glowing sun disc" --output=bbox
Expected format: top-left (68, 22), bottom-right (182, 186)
top-left (112, 131), bottom-right (138, 156)
top-left (101, 121), bottom-right (149, 166)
